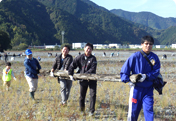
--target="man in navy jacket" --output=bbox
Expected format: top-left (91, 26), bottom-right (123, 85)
top-left (120, 36), bottom-right (160, 121)
top-left (24, 49), bottom-right (41, 102)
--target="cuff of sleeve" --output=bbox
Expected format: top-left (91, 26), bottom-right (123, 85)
top-left (146, 74), bottom-right (148, 78)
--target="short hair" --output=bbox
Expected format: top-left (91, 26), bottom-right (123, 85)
top-left (62, 45), bottom-right (70, 51)
top-left (85, 43), bottom-right (93, 50)
top-left (6, 62), bottom-right (11, 66)
top-left (141, 35), bottom-right (154, 44)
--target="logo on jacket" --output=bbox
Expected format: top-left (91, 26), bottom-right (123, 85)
top-left (150, 59), bottom-right (155, 65)
top-left (132, 98), bottom-right (137, 103)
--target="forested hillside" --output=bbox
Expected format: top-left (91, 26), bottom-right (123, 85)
top-left (111, 9), bottom-right (176, 30)
top-left (157, 26), bottom-right (176, 45)
top-left (1, 0), bottom-right (169, 49)
top-left (38, 0), bottom-right (155, 44)
top-left (1, 0), bottom-right (118, 46)
top-left (0, 0), bottom-right (58, 46)
top-left (110, 9), bottom-right (176, 44)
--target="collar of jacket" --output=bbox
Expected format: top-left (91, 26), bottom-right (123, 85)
top-left (59, 54), bottom-right (70, 59)
top-left (84, 54), bottom-right (92, 58)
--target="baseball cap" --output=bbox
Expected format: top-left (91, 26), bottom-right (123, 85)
top-left (25, 49), bottom-right (32, 55)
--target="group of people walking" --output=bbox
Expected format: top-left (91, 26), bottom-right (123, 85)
top-left (2, 35), bottom-right (163, 120)
top-left (0, 53), bottom-right (8, 62)
top-left (50, 43), bottom-right (97, 116)
top-left (20, 43), bottom-right (97, 117)
top-left (103, 51), bottom-right (119, 57)
top-left (0, 53), bottom-right (24, 62)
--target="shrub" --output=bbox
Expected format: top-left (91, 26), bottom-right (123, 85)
top-left (12, 43), bottom-right (28, 50)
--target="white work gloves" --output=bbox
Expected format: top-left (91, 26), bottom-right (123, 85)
top-left (128, 82), bottom-right (135, 86)
top-left (69, 75), bottom-right (75, 81)
top-left (129, 73), bottom-right (146, 83)
top-left (138, 74), bottom-right (146, 82)
top-left (129, 74), bottom-right (142, 83)
top-left (13, 77), bottom-right (16, 81)
top-left (50, 72), bottom-right (54, 77)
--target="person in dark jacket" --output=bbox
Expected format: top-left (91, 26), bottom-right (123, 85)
top-left (24, 49), bottom-right (41, 102)
top-left (4, 53), bottom-right (8, 63)
top-left (68, 43), bottom-right (97, 116)
top-left (50, 45), bottom-right (73, 106)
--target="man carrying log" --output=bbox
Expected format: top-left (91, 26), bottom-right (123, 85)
top-left (68, 43), bottom-right (97, 117)
top-left (50, 45), bottom-right (73, 107)
top-left (120, 36), bottom-right (161, 121)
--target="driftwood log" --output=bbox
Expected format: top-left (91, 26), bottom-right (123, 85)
top-left (40, 70), bottom-right (122, 82)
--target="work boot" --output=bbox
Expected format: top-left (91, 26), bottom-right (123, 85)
top-left (80, 107), bottom-right (86, 116)
top-left (59, 102), bottom-right (67, 107)
top-left (88, 112), bottom-right (95, 117)
top-left (80, 111), bottom-right (86, 116)
top-left (29, 91), bottom-right (35, 100)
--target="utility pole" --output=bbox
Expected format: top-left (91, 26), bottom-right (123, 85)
top-left (61, 31), bottom-right (65, 44)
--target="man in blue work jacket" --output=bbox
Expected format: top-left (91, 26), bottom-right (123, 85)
top-left (120, 35), bottom-right (160, 121)
top-left (24, 49), bottom-right (41, 102)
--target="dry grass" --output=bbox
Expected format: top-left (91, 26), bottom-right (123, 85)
top-left (0, 58), bottom-right (176, 121)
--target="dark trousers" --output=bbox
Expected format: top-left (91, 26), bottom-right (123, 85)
top-left (5, 57), bottom-right (8, 63)
top-left (79, 80), bottom-right (97, 113)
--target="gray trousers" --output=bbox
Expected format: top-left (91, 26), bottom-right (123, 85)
top-left (59, 79), bottom-right (72, 104)
top-left (26, 76), bottom-right (38, 92)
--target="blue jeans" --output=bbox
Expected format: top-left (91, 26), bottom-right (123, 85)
top-left (60, 79), bottom-right (72, 104)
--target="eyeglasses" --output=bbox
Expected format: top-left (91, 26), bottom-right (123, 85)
top-left (144, 42), bottom-right (153, 46)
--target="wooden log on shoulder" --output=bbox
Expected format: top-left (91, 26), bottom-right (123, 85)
top-left (39, 70), bottom-right (122, 82)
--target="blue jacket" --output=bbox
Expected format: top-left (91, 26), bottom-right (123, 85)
top-left (24, 57), bottom-right (41, 79)
top-left (120, 50), bottom-right (160, 88)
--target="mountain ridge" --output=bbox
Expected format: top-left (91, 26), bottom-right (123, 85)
top-left (0, 0), bottom-right (164, 47)
top-left (110, 9), bottom-right (176, 30)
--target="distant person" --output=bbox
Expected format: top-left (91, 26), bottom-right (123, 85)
top-left (11, 53), bottom-right (16, 61)
top-left (68, 43), bottom-right (97, 117)
top-left (24, 49), bottom-right (41, 102)
top-left (50, 45), bottom-right (73, 107)
top-left (2, 62), bottom-right (16, 91)
top-left (13, 53), bottom-right (16, 57)
top-left (171, 53), bottom-right (175, 56)
top-left (120, 35), bottom-right (161, 121)
top-left (55, 53), bottom-right (57, 57)
top-left (38, 56), bottom-right (41, 61)
top-left (4, 53), bottom-right (8, 63)
top-left (110, 52), bottom-right (114, 57)
top-left (117, 52), bottom-right (119, 57)
top-left (22, 52), bottom-right (25, 56)
top-left (48, 52), bottom-right (52, 57)
top-left (162, 54), bottom-right (167, 59)
top-left (79, 52), bottom-right (81, 55)
top-left (103, 52), bottom-right (106, 57)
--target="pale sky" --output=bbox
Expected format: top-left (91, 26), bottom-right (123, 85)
top-left (91, 0), bottom-right (176, 18)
